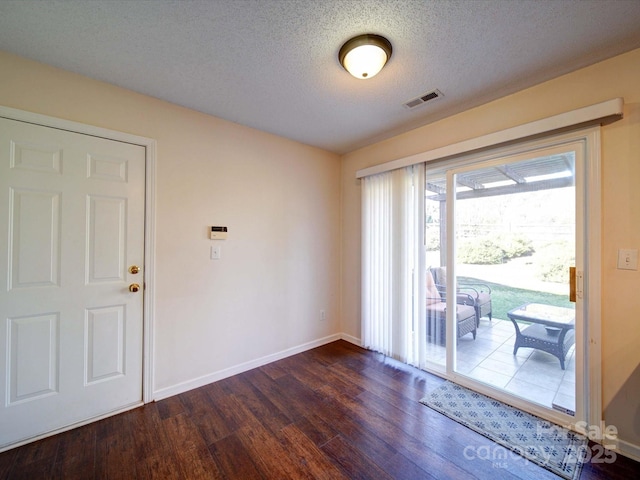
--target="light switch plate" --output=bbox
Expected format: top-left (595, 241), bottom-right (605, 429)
top-left (211, 246), bottom-right (221, 260)
top-left (617, 248), bottom-right (638, 270)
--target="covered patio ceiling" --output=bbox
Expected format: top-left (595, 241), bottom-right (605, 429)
top-left (425, 153), bottom-right (575, 201)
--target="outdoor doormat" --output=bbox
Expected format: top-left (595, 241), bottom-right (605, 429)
top-left (420, 381), bottom-right (587, 480)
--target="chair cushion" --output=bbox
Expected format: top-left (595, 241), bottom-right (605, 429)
top-left (426, 270), bottom-right (441, 305)
top-left (476, 291), bottom-right (491, 306)
top-left (426, 302), bottom-right (446, 314)
top-left (431, 266), bottom-right (446, 287)
top-left (455, 304), bottom-right (476, 322)
top-left (426, 302), bottom-right (475, 323)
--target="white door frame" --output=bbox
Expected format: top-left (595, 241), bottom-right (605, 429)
top-left (0, 105), bottom-right (156, 404)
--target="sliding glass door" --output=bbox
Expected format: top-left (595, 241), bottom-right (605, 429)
top-left (423, 133), bottom-right (590, 426)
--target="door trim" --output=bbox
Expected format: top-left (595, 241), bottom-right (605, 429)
top-left (583, 127), bottom-right (602, 436)
top-left (0, 105), bottom-right (157, 405)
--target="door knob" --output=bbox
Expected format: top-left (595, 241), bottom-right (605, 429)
top-left (129, 265), bottom-right (140, 274)
top-left (129, 283), bottom-right (141, 293)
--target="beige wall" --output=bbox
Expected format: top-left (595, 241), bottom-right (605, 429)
top-left (2, 44), bottom-right (640, 450)
top-left (341, 48), bottom-right (640, 447)
top-left (0, 50), bottom-right (341, 394)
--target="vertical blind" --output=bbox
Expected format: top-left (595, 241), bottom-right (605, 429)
top-left (361, 164), bottom-right (427, 367)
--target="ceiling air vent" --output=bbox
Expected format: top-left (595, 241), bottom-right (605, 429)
top-left (403, 89), bottom-right (444, 109)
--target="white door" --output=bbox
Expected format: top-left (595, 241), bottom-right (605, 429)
top-left (0, 117), bottom-right (145, 448)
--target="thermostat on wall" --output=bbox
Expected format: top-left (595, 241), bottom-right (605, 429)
top-left (210, 226), bottom-right (228, 240)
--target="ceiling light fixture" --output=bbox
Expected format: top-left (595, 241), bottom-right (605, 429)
top-left (339, 34), bottom-right (392, 79)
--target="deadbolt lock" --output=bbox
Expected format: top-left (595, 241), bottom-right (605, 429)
top-left (129, 265), bottom-right (140, 274)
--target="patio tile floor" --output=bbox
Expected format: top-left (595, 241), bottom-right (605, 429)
top-left (426, 317), bottom-right (576, 415)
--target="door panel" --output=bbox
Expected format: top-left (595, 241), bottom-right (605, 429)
top-left (8, 313), bottom-right (59, 405)
top-left (451, 150), bottom-right (577, 407)
top-left (85, 305), bottom-right (125, 384)
top-left (0, 117), bottom-right (145, 448)
top-left (9, 189), bottom-right (61, 288)
top-left (87, 195), bottom-right (126, 283)
top-left (424, 138), bottom-right (587, 426)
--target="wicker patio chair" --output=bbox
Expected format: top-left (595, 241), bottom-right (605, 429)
top-left (429, 266), bottom-right (492, 327)
top-left (426, 270), bottom-right (477, 345)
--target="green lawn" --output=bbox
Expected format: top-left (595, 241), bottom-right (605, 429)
top-left (459, 276), bottom-right (574, 321)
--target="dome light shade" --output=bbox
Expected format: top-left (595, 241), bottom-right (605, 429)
top-left (339, 34), bottom-right (392, 79)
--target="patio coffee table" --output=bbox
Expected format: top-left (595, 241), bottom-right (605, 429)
top-left (507, 303), bottom-right (575, 370)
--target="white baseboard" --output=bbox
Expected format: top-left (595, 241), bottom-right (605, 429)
top-left (340, 332), bottom-right (361, 346)
top-left (153, 333), bottom-right (342, 401)
top-left (616, 437), bottom-right (640, 463)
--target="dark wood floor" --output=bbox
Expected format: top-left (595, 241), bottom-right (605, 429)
top-left (1, 340), bottom-right (638, 479)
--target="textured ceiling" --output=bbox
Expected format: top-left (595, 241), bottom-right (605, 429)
top-left (1, 0), bottom-right (640, 154)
